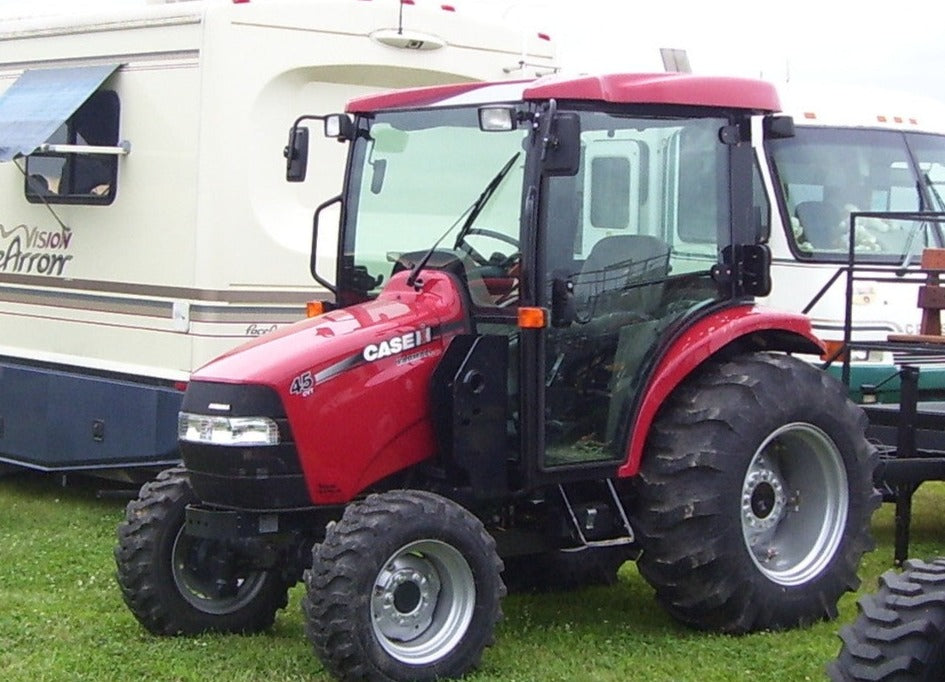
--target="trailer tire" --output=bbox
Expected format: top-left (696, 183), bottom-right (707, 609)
top-left (828, 558), bottom-right (945, 681)
top-left (502, 545), bottom-right (633, 593)
top-left (114, 466), bottom-right (291, 635)
top-left (628, 352), bottom-right (879, 633)
top-left (303, 490), bottom-right (504, 682)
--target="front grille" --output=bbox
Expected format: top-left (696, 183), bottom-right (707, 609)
top-left (180, 381), bottom-right (312, 510)
top-left (182, 441), bottom-right (313, 510)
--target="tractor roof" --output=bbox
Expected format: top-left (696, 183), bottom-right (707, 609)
top-left (346, 72), bottom-right (781, 115)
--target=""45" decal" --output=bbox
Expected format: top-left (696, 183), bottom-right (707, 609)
top-left (289, 371), bottom-right (315, 397)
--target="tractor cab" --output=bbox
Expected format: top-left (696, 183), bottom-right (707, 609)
top-left (296, 74), bottom-right (778, 495)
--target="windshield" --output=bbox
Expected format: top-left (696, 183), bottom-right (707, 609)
top-left (767, 127), bottom-right (945, 262)
top-left (340, 107), bottom-right (528, 302)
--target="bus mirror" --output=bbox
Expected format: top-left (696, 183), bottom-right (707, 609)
top-left (764, 115), bottom-right (795, 140)
top-left (284, 126), bottom-right (309, 182)
top-left (543, 112), bottom-right (580, 176)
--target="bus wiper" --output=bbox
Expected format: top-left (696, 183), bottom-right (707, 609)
top-left (891, 173), bottom-right (944, 275)
top-left (924, 171), bottom-right (945, 212)
top-left (406, 152), bottom-right (521, 288)
top-left (896, 222), bottom-right (926, 275)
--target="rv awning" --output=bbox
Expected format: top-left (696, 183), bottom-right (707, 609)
top-left (0, 63), bottom-right (119, 162)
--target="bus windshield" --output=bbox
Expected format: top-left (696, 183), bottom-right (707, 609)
top-left (766, 127), bottom-right (945, 262)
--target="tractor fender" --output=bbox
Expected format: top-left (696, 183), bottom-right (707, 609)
top-left (617, 304), bottom-right (824, 478)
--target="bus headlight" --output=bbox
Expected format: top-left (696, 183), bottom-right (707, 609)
top-left (178, 412), bottom-right (280, 446)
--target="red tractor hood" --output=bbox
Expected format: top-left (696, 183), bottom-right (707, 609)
top-left (190, 271), bottom-right (470, 504)
top-left (192, 271), bottom-right (468, 385)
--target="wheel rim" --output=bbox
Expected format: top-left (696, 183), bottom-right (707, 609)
top-left (171, 527), bottom-right (268, 614)
top-left (740, 422), bottom-right (848, 586)
top-left (371, 539), bottom-right (476, 665)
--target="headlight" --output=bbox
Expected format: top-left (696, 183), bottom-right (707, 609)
top-left (178, 412), bottom-right (280, 446)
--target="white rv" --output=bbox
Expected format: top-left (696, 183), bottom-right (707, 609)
top-left (0, 0), bottom-right (556, 477)
top-left (756, 84), bottom-right (945, 400)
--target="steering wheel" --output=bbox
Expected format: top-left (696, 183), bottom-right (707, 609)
top-left (455, 228), bottom-right (520, 267)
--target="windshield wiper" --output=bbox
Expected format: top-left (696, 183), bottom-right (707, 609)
top-left (924, 171), bottom-right (945, 212)
top-left (406, 152), bottom-right (521, 288)
top-left (896, 222), bottom-right (927, 275)
top-left (890, 173), bottom-right (945, 274)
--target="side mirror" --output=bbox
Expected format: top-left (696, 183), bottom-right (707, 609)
top-left (550, 273), bottom-right (575, 327)
top-left (284, 126), bottom-right (309, 182)
top-left (543, 112), bottom-right (580, 176)
top-left (764, 115), bottom-right (795, 140)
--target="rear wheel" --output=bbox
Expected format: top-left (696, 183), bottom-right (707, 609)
top-left (828, 558), bottom-right (945, 681)
top-left (303, 490), bottom-right (504, 682)
top-left (628, 352), bottom-right (879, 632)
top-left (114, 466), bottom-right (291, 635)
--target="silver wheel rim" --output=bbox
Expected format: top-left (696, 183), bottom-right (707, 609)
top-left (171, 527), bottom-right (268, 614)
top-left (371, 539), bottom-right (476, 665)
top-left (740, 422), bottom-right (848, 586)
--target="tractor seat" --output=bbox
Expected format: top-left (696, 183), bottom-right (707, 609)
top-left (573, 234), bottom-right (670, 318)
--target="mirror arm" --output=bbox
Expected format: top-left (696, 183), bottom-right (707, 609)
top-left (311, 194), bottom-right (341, 294)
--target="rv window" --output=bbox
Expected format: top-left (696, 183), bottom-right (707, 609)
top-left (589, 156), bottom-right (631, 229)
top-left (24, 90), bottom-right (120, 205)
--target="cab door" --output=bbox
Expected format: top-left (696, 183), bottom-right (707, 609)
top-left (519, 111), bottom-right (736, 483)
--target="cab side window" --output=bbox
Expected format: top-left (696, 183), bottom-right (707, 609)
top-left (24, 90), bottom-right (120, 205)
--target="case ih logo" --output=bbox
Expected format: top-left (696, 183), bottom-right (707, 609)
top-left (363, 327), bottom-right (433, 362)
top-left (0, 224), bottom-right (74, 276)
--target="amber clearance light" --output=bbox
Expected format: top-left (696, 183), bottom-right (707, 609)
top-left (517, 307), bottom-right (547, 329)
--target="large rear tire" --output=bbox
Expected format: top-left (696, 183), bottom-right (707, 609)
top-left (303, 490), bottom-right (504, 682)
top-left (114, 466), bottom-right (291, 635)
top-left (828, 558), bottom-right (945, 681)
top-left (628, 352), bottom-right (879, 633)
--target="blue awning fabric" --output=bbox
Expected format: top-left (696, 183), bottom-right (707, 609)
top-left (0, 63), bottom-right (119, 162)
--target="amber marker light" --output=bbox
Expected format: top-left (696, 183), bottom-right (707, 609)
top-left (820, 339), bottom-right (848, 362)
top-left (517, 307), bottom-right (547, 329)
top-left (306, 300), bottom-right (326, 318)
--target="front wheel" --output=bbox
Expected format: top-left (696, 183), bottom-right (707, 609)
top-left (828, 558), bottom-right (945, 681)
top-left (303, 490), bottom-right (504, 682)
top-left (628, 352), bottom-right (879, 633)
top-left (114, 466), bottom-right (291, 635)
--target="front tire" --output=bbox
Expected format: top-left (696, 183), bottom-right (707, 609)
top-left (628, 352), bottom-right (879, 633)
top-left (114, 466), bottom-right (291, 635)
top-left (828, 558), bottom-right (945, 681)
top-left (303, 490), bottom-right (504, 682)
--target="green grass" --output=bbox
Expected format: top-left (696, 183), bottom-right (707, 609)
top-left (2, 472), bottom-right (944, 682)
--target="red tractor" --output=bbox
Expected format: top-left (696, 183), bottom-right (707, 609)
top-left (115, 72), bottom-right (879, 681)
